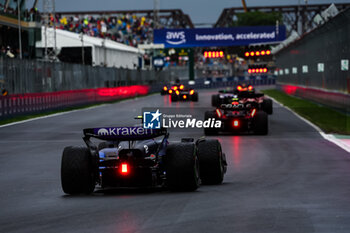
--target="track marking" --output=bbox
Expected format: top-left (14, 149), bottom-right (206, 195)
top-left (267, 95), bottom-right (350, 154)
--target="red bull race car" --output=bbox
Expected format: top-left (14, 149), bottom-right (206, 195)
top-left (211, 84), bottom-right (273, 115)
top-left (205, 84), bottom-right (271, 135)
top-left (204, 99), bottom-right (268, 135)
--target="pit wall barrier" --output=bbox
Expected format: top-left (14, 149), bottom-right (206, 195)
top-left (0, 85), bottom-right (149, 119)
top-left (277, 84), bottom-right (350, 111)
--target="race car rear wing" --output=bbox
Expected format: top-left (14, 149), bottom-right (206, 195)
top-left (218, 92), bottom-right (264, 98)
top-left (83, 127), bottom-right (167, 141)
top-left (237, 92), bottom-right (264, 98)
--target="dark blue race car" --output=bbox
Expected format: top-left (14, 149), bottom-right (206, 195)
top-left (61, 126), bottom-right (227, 194)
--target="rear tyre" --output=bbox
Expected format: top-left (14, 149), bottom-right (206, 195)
top-left (253, 111), bottom-right (268, 135)
top-left (191, 92), bottom-right (198, 102)
top-left (197, 139), bottom-right (225, 184)
top-left (262, 99), bottom-right (273, 115)
top-left (204, 111), bottom-right (217, 136)
top-left (61, 146), bottom-right (96, 195)
top-left (211, 94), bottom-right (219, 107)
top-left (171, 94), bottom-right (178, 102)
top-left (165, 143), bottom-right (200, 191)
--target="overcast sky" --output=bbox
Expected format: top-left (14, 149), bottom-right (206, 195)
top-left (29, 0), bottom-right (348, 25)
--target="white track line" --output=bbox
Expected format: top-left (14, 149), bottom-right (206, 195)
top-left (267, 95), bottom-right (350, 154)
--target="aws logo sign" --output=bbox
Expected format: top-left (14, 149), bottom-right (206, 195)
top-left (166, 31), bottom-right (186, 45)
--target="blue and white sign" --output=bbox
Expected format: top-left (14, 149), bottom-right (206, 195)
top-left (143, 109), bottom-right (162, 129)
top-left (154, 26), bottom-right (286, 48)
top-left (153, 57), bottom-right (165, 68)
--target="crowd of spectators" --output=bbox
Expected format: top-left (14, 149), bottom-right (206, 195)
top-left (53, 14), bottom-right (154, 47)
top-left (0, 2), bottom-right (40, 22)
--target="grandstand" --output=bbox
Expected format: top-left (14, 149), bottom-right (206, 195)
top-left (52, 9), bottom-right (193, 48)
top-left (0, 0), bottom-right (41, 59)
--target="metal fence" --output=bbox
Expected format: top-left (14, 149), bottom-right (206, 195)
top-left (0, 58), bottom-right (174, 95)
top-left (275, 7), bottom-right (350, 93)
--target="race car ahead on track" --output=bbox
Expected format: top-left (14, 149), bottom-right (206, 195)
top-left (205, 92), bottom-right (269, 135)
top-left (161, 84), bottom-right (199, 102)
top-left (160, 84), bottom-right (180, 95)
top-left (61, 126), bottom-right (227, 194)
top-left (160, 82), bottom-right (186, 95)
top-left (170, 86), bottom-right (198, 102)
top-left (211, 84), bottom-right (273, 115)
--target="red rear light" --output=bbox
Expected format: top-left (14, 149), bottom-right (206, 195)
top-left (169, 90), bottom-right (173, 94)
top-left (216, 109), bottom-right (222, 118)
top-left (183, 95), bottom-right (187, 99)
top-left (248, 85), bottom-right (253, 91)
top-left (180, 85), bottom-right (184, 90)
top-left (163, 86), bottom-right (168, 91)
top-left (237, 85), bottom-right (242, 91)
top-left (263, 68), bottom-right (267, 73)
top-left (233, 120), bottom-right (239, 127)
top-left (256, 51), bottom-right (260, 56)
top-left (232, 101), bottom-right (239, 105)
top-left (173, 86), bottom-right (178, 90)
top-left (245, 52), bottom-right (249, 57)
top-left (176, 90), bottom-right (180, 95)
top-left (190, 90), bottom-right (194, 95)
top-left (250, 51), bottom-right (254, 56)
top-left (266, 50), bottom-right (271, 55)
top-left (248, 69), bottom-right (251, 73)
top-left (261, 50), bottom-right (266, 55)
top-left (120, 163), bottom-right (128, 174)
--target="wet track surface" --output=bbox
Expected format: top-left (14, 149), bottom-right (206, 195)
top-left (1, 89), bottom-right (350, 233)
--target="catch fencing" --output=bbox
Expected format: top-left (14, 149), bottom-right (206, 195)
top-left (0, 58), bottom-right (173, 95)
top-left (0, 57), bottom-right (172, 119)
top-left (275, 7), bottom-right (350, 94)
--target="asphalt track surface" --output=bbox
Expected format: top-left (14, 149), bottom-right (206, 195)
top-left (1, 89), bottom-right (350, 233)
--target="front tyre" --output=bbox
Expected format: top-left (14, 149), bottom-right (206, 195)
top-left (61, 146), bottom-right (96, 195)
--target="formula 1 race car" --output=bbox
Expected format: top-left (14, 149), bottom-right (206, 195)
top-left (211, 84), bottom-right (273, 115)
top-left (170, 87), bottom-right (199, 102)
top-left (160, 84), bottom-right (184, 95)
top-left (204, 96), bottom-right (268, 135)
top-left (61, 126), bottom-right (227, 194)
